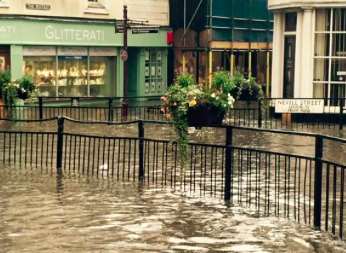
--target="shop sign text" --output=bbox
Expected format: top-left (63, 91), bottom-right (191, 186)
top-left (0, 25), bottom-right (15, 34)
top-left (45, 25), bottom-right (105, 42)
top-left (26, 3), bottom-right (51, 10)
top-left (275, 99), bottom-right (324, 114)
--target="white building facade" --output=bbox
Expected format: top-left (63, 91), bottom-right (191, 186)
top-left (269, 0), bottom-right (346, 100)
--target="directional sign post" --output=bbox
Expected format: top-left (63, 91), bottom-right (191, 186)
top-left (115, 5), bottom-right (159, 121)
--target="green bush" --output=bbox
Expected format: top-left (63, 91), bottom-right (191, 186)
top-left (0, 70), bottom-right (11, 98)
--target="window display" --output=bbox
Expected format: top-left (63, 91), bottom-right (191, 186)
top-left (23, 46), bottom-right (116, 97)
top-left (144, 49), bottom-right (164, 95)
top-left (58, 56), bottom-right (88, 96)
top-left (24, 56), bottom-right (56, 97)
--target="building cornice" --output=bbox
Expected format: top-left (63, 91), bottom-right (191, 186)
top-left (269, 1), bottom-right (346, 10)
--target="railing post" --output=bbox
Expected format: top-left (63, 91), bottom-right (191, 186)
top-left (38, 97), bottom-right (43, 120)
top-left (314, 134), bottom-right (323, 229)
top-left (224, 126), bottom-right (233, 202)
top-left (138, 120), bottom-right (145, 181)
top-left (258, 99), bottom-right (263, 128)
top-left (340, 98), bottom-right (344, 130)
top-left (108, 98), bottom-right (113, 122)
top-left (56, 117), bottom-right (65, 175)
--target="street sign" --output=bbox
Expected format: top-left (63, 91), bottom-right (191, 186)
top-left (275, 99), bottom-right (325, 114)
top-left (120, 48), bottom-right (128, 62)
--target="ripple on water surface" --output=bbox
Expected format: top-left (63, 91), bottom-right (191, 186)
top-left (0, 171), bottom-right (345, 253)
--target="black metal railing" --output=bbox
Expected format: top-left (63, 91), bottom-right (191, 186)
top-left (0, 96), bottom-right (345, 134)
top-left (0, 117), bottom-right (345, 239)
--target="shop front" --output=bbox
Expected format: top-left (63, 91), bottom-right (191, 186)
top-left (0, 17), bottom-right (169, 98)
top-left (269, 1), bottom-right (346, 100)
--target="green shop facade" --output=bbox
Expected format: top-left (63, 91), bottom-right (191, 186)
top-left (0, 17), bottom-right (170, 98)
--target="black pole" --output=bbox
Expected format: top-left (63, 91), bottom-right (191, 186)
top-left (121, 5), bottom-right (129, 121)
top-left (38, 97), bottom-right (43, 120)
top-left (224, 126), bottom-right (233, 202)
top-left (138, 120), bottom-right (145, 181)
top-left (258, 99), bottom-right (262, 128)
top-left (108, 98), bottom-right (113, 122)
top-left (313, 134), bottom-right (323, 229)
top-left (56, 117), bottom-right (65, 175)
top-left (340, 98), bottom-right (344, 130)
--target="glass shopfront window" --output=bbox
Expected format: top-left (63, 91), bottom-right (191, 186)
top-left (89, 56), bottom-right (115, 96)
top-left (144, 49), bottom-right (164, 95)
top-left (23, 46), bottom-right (116, 97)
top-left (24, 56), bottom-right (56, 97)
top-left (314, 8), bottom-right (346, 101)
top-left (57, 56), bottom-right (88, 97)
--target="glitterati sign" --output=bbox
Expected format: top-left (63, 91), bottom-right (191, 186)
top-left (275, 99), bottom-right (324, 114)
top-left (45, 25), bottom-right (105, 42)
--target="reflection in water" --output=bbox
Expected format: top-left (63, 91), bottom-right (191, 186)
top-left (0, 170), bottom-right (345, 253)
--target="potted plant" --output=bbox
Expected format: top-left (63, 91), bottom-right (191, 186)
top-left (0, 70), bottom-right (10, 118)
top-left (161, 73), bottom-right (235, 165)
top-left (229, 72), bottom-right (263, 101)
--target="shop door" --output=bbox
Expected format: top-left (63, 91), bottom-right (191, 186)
top-left (0, 47), bottom-right (10, 71)
top-left (283, 36), bottom-right (296, 98)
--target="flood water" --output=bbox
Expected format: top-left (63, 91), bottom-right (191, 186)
top-left (0, 120), bottom-right (346, 252)
top-left (0, 170), bottom-right (345, 253)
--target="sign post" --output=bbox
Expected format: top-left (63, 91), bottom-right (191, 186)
top-left (115, 5), bottom-right (159, 122)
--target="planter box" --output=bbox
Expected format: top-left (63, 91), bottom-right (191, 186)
top-left (187, 104), bottom-right (225, 127)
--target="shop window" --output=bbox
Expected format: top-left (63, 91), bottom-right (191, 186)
top-left (57, 56), bottom-right (88, 97)
top-left (89, 56), bottom-right (115, 96)
top-left (314, 8), bottom-right (346, 101)
top-left (24, 57), bottom-right (57, 97)
top-left (144, 49), bottom-right (164, 95)
top-left (24, 46), bottom-right (117, 97)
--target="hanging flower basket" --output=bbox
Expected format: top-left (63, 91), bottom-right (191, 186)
top-left (187, 103), bottom-right (226, 127)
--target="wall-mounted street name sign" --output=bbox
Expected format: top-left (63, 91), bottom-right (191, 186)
top-left (275, 99), bottom-right (324, 114)
top-left (26, 3), bottom-right (51, 10)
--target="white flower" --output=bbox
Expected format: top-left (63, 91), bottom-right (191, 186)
top-left (211, 93), bottom-right (216, 98)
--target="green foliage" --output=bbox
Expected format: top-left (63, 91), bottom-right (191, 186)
top-left (229, 72), bottom-right (264, 101)
top-left (2, 81), bottom-right (19, 106)
top-left (161, 72), bottom-right (236, 168)
top-left (175, 73), bottom-right (196, 88)
top-left (0, 70), bottom-right (11, 98)
top-left (212, 71), bottom-right (235, 94)
top-left (1, 74), bottom-right (37, 106)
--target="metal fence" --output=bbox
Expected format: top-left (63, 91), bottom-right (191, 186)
top-left (0, 117), bottom-right (345, 240)
top-left (0, 96), bottom-right (345, 133)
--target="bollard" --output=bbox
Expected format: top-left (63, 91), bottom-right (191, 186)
top-left (56, 117), bottom-right (65, 175)
top-left (313, 135), bottom-right (323, 229)
top-left (224, 126), bottom-right (233, 202)
top-left (138, 120), bottom-right (145, 181)
top-left (38, 97), bottom-right (43, 120)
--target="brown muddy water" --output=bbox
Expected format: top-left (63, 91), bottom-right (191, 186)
top-left (0, 170), bottom-right (345, 253)
top-left (0, 120), bottom-right (345, 252)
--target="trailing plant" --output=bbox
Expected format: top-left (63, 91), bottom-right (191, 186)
top-left (161, 72), bottom-right (235, 168)
top-left (2, 81), bottom-right (19, 106)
